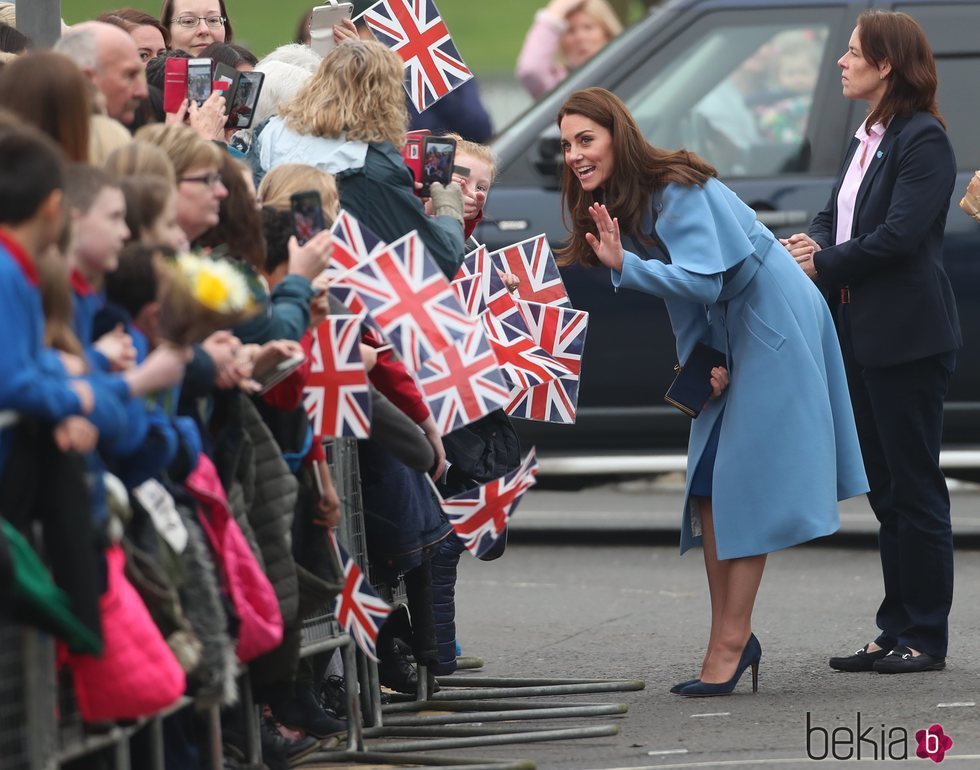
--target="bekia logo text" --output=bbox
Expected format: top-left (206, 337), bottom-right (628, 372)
top-left (807, 713), bottom-right (953, 762)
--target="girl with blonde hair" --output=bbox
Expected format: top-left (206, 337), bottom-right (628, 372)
top-left (257, 163), bottom-right (339, 224)
top-left (251, 39), bottom-right (465, 278)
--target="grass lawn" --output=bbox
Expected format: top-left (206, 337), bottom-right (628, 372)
top-left (63, 1), bottom-right (650, 75)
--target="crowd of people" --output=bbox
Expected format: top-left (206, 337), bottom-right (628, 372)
top-left (0, 1), bottom-right (964, 768)
top-left (0, 3), bottom-right (520, 769)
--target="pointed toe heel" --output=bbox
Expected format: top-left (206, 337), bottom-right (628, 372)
top-left (669, 678), bottom-right (699, 694)
top-left (679, 634), bottom-right (762, 697)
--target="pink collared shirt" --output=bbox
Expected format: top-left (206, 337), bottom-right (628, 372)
top-left (835, 120), bottom-right (887, 246)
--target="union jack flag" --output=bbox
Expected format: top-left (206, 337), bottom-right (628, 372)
top-left (450, 273), bottom-right (480, 317)
top-left (329, 531), bottom-right (391, 661)
top-left (453, 246), bottom-right (521, 321)
top-left (303, 316), bottom-right (372, 438)
top-left (360, 0), bottom-right (473, 113)
top-left (328, 209), bottom-right (384, 278)
top-left (438, 448), bottom-right (539, 558)
top-left (415, 325), bottom-right (510, 434)
top-left (506, 376), bottom-right (581, 424)
top-left (328, 282), bottom-right (388, 340)
top-left (336, 231), bottom-right (476, 371)
top-left (481, 312), bottom-right (572, 391)
top-left (505, 303), bottom-right (589, 424)
top-left (490, 234), bottom-right (570, 308)
top-left (516, 301), bottom-right (588, 378)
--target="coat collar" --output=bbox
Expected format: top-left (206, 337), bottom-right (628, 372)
top-left (0, 230), bottom-right (37, 286)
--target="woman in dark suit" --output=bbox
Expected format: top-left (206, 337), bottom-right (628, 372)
top-left (783, 9), bottom-right (960, 674)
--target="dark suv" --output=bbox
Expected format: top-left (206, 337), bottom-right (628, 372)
top-left (477, 0), bottom-right (980, 458)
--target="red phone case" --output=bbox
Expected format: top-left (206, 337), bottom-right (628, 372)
top-left (401, 129), bottom-right (429, 189)
top-left (163, 58), bottom-right (188, 114)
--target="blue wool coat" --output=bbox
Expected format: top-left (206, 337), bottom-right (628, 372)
top-left (612, 178), bottom-right (868, 559)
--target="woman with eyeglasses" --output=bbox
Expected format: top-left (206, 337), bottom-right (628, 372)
top-left (135, 123), bottom-right (228, 242)
top-left (160, 0), bottom-right (232, 56)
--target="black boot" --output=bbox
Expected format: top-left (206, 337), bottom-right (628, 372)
top-left (270, 684), bottom-right (346, 739)
top-left (377, 619), bottom-right (419, 695)
top-left (260, 715), bottom-right (320, 770)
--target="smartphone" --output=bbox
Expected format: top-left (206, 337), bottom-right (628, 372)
top-left (186, 58), bottom-right (213, 106)
top-left (254, 353), bottom-right (306, 394)
top-left (212, 61), bottom-right (240, 109)
top-left (290, 190), bottom-right (327, 246)
top-left (309, 2), bottom-right (355, 58)
top-left (401, 129), bottom-right (429, 192)
top-left (163, 57), bottom-right (188, 114)
top-left (225, 70), bottom-right (265, 129)
top-left (418, 136), bottom-right (457, 197)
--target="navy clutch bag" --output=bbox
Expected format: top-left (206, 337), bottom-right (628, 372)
top-left (664, 343), bottom-right (727, 418)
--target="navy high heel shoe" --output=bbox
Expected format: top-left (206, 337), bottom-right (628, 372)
top-left (678, 634), bottom-right (761, 697)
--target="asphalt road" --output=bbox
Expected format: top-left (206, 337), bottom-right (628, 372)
top-left (439, 542), bottom-right (980, 770)
top-left (351, 478), bottom-right (980, 769)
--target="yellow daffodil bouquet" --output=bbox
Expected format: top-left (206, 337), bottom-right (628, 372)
top-left (156, 253), bottom-right (259, 346)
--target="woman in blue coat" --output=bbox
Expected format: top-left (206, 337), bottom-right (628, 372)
top-left (557, 88), bottom-right (868, 696)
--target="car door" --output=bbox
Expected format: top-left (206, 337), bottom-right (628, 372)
top-left (482, 1), bottom-right (862, 453)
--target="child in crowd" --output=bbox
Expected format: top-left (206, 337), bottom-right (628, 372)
top-left (0, 127), bottom-right (96, 471)
top-left (119, 175), bottom-right (188, 251)
top-left (64, 164), bottom-right (137, 372)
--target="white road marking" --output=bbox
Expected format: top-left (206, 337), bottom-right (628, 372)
top-left (690, 712), bottom-right (730, 718)
top-left (646, 749), bottom-right (689, 756)
top-left (937, 701), bottom-right (975, 707)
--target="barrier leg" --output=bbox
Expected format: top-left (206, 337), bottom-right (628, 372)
top-left (207, 704), bottom-right (224, 770)
top-left (148, 716), bottom-right (166, 770)
top-left (368, 724), bottom-right (620, 753)
top-left (240, 670), bottom-right (262, 768)
top-left (380, 703), bottom-right (627, 726)
top-left (340, 638), bottom-right (364, 752)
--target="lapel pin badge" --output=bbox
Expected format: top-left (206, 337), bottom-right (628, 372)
top-left (876, 150), bottom-right (884, 158)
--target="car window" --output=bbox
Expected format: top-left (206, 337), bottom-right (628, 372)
top-left (624, 18), bottom-right (834, 178)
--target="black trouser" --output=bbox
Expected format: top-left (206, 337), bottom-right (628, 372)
top-left (840, 309), bottom-right (955, 658)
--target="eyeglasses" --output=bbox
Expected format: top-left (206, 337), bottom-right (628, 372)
top-left (171, 15), bottom-right (226, 29)
top-left (179, 172), bottom-right (223, 188)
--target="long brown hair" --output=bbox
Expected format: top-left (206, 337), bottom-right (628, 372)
top-left (556, 87), bottom-right (717, 268)
top-left (0, 51), bottom-right (92, 163)
top-left (857, 9), bottom-right (944, 131)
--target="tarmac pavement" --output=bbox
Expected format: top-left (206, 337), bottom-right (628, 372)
top-left (348, 476), bottom-right (980, 769)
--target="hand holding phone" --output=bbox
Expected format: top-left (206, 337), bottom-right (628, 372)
top-left (417, 136), bottom-right (457, 197)
top-left (309, 2), bottom-right (355, 57)
top-left (290, 190), bottom-right (327, 246)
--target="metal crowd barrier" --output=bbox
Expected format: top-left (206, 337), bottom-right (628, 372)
top-left (0, 622), bottom-right (199, 770)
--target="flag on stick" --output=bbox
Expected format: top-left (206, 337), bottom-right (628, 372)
top-left (330, 531), bottom-right (391, 661)
top-left (437, 449), bottom-right (539, 558)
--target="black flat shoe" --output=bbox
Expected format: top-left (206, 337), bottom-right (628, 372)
top-left (829, 644), bottom-right (890, 672)
top-left (873, 647), bottom-right (946, 674)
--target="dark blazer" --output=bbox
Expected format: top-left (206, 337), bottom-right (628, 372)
top-left (810, 112), bottom-right (961, 367)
